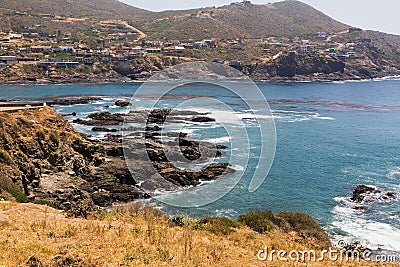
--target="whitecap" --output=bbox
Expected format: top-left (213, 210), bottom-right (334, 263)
top-left (331, 194), bottom-right (400, 251)
top-left (203, 136), bottom-right (231, 143)
top-left (387, 167), bottom-right (400, 180)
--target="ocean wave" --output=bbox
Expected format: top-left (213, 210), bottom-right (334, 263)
top-left (203, 136), bottom-right (231, 143)
top-left (331, 195), bottom-right (400, 251)
top-left (387, 167), bottom-right (400, 180)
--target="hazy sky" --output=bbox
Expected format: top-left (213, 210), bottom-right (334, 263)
top-left (120, 0), bottom-right (400, 35)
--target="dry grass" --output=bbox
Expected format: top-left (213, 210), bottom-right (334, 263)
top-left (0, 202), bottom-right (396, 267)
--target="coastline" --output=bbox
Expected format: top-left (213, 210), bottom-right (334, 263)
top-left (1, 81), bottom-right (400, 258)
top-left (1, 73), bottom-right (400, 87)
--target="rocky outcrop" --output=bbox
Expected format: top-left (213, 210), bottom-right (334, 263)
top-left (73, 109), bottom-right (214, 127)
top-left (191, 117), bottom-right (216, 122)
top-left (92, 127), bottom-right (118, 132)
top-left (0, 107), bottom-right (233, 216)
top-left (250, 52), bottom-right (345, 80)
top-left (46, 97), bottom-right (103, 106)
top-left (73, 112), bottom-right (125, 126)
top-left (350, 185), bottom-right (396, 204)
top-left (115, 100), bottom-right (131, 107)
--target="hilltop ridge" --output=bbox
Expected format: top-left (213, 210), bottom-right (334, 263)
top-left (0, 0), bottom-right (150, 18)
top-left (137, 0), bottom-right (349, 40)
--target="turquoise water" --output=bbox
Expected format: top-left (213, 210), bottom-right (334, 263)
top-left (1, 78), bottom-right (400, 250)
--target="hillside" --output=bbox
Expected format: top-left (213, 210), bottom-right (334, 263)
top-left (1, 201), bottom-right (396, 266)
top-left (137, 0), bottom-right (349, 40)
top-left (0, 0), bottom-right (150, 18)
top-left (0, 0), bottom-right (399, 82)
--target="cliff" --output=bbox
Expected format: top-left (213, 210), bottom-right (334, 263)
top-left (249, 52), bottom-right (346, 80)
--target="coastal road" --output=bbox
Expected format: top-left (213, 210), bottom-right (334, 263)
top-left (100, 20), bottom-right (147, 40)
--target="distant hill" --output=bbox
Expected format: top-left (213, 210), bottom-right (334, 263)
top-left (0, 0), bottom-right (150, 18)
top-left (136, 0), bottom-right (349, 40)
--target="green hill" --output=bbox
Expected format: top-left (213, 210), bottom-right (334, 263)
top-left (0, 0), bottom-right (150, 18)
top-left (136, 0), bottom-right (349, 40)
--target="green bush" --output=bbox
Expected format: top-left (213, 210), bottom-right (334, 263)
top-left (277, 212), bottom-right (331, 248)
top-left (36, 130), bottom-right (46, 140)
top-left (1, 186), bottom-right (30, 203)
top-left (237, 210), bottom-right (284, 233)
top-left (17, 116), bottom-right (33, 127)
top-left (195, 216), bottom-right (238, 236)
top-left (171, 215), bottom-right (186, 227)
top-left (49, 130), bottom-right (60, 146)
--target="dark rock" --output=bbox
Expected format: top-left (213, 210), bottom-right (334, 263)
top-left (46, 97), bottom-right (103, 106)
top-left (350, 185), bottom-right (396, 204)
top-left (115, 100), bottom-right (131, 107)
top-left (92, 127), bottom-right (118, 132)
top-left (74, 112), bottom-right (124, 126)
top-left (191, 116), bottom-right (216, 122)
top-left (146, 125), bottom-right (162, 131)
top-left (61, 112), bottom-right (77, 117)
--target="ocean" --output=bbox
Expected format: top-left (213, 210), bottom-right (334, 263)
top-left (1, 78), bottom-right (400, 251)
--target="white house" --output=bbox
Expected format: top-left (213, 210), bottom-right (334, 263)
top-left (316, 32), bottom-right (327, 38)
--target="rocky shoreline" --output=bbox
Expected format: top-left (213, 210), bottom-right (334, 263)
top-left (1, 72), bottom-right (399, 86)
top-left (0, 106), bottom-right (233, 217)
top-left (0, 54), bottom-right (399, 85)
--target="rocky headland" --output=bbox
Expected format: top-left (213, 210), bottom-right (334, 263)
top-left (0, 106), bottom-right (232, 216)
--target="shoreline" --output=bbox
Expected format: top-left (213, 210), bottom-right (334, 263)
top-left (1, 74), bottom-right (400, 87)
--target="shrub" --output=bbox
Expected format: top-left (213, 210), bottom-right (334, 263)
top-left (0, 132), bottom-right (9, 144)
top-left (17, 116), bottom-right (33, 127)
top-left (171, 215), bottom-right (186, 227)
top-left (36, 130), bottom-right (46, 140)
top-left (49, 130), bottom-right (60, 146)
top-left (277, 211), bottom-right (331, 248)
top-left (237, 210), bottom-right (284, 233)
top-left (1, 186), bottom-right (30, 203)
top-left (195, 216), bottom-right (238, 236)
top-left (0, 149), bottom-right (12, 164)
top-left (60, 228), bottom-right (76, 238)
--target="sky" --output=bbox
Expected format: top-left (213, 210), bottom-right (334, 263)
top-left (120, 0), bottom-right (400, 35)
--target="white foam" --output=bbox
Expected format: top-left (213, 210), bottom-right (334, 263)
top-left (231, 165), bottom-right (245, 171)
top-left (203, 136), bottom-right (231, 143)
top-left (387, 167), bottom-right (400, 180)
top-left (315, 115), bottom-right (335, 120)
top-left (332, 197), bottom-right (400, 251)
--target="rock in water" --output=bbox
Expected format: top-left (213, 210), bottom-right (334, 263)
top-left (115, 100), bottom-right (131, 107)
top-left (191, 116), bottom-right (216, 122)
top-left (350, 185), bottom-right (396, 204)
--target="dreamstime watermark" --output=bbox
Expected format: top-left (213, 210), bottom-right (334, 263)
top-left (122, 62), bottom-right (276, 208)
top-left (257, 240), bottom-right (398, 263)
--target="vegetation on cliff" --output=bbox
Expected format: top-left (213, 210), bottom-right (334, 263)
top-left (2, 201), bottom-right (393, 267)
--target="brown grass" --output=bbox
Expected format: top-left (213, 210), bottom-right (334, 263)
top-left (0, 202), bottom-right (395, 267)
